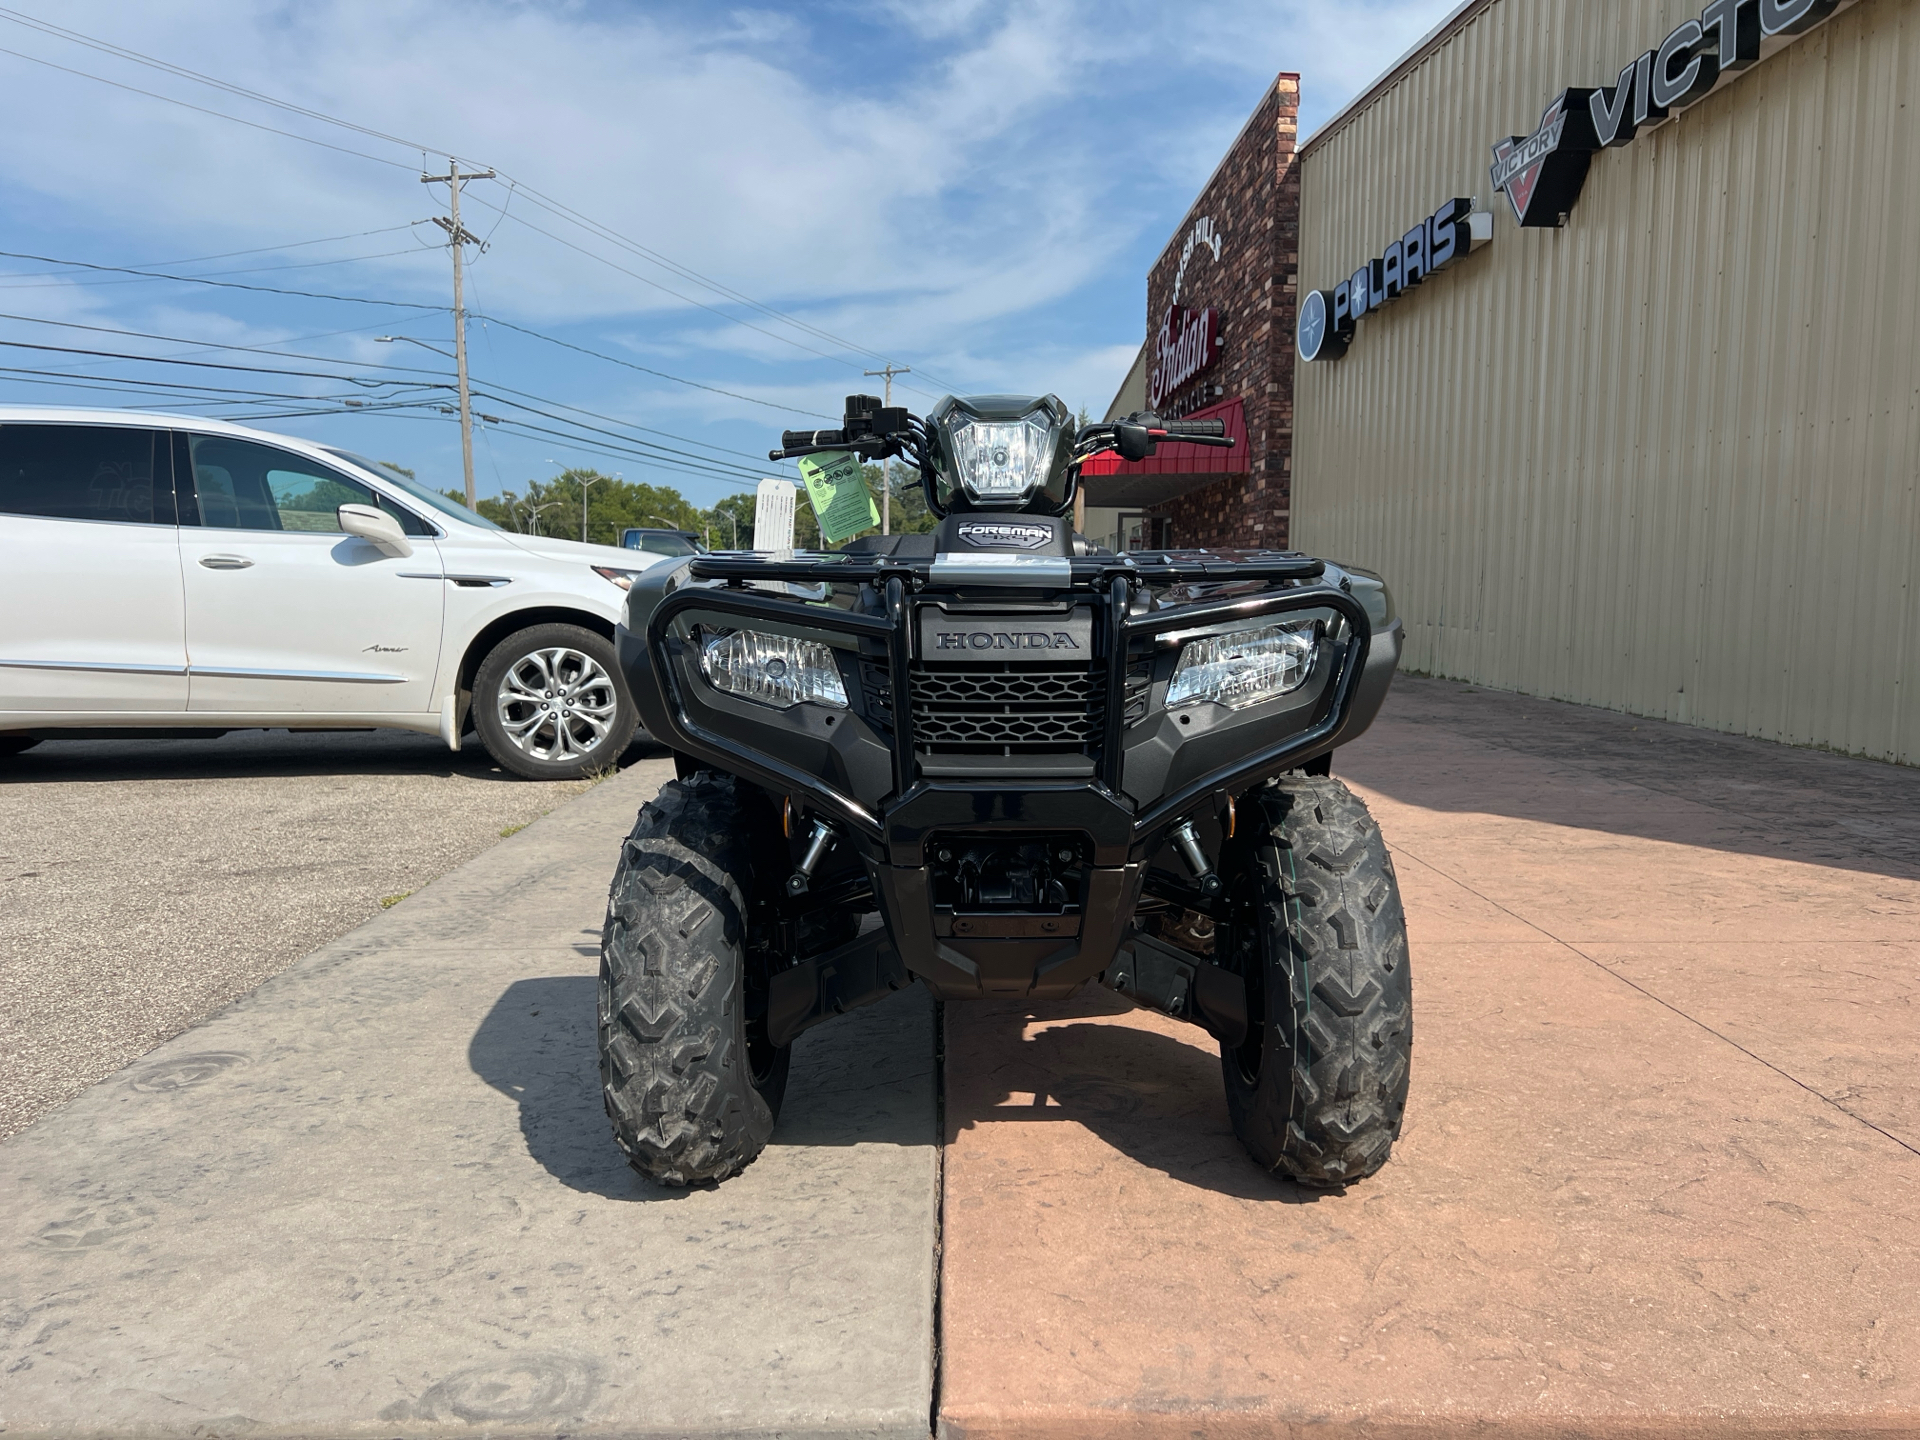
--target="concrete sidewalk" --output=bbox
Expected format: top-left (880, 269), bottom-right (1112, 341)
top-left (0, 758), bottom-right (938, 1440)
top-left (937, 678), bottom-right (1920, 1439)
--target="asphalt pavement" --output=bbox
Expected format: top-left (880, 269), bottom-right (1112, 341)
top-left (0, 728), bottom-right (652, 1139)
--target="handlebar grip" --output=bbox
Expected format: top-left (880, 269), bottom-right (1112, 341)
top-left (1162, 419), bottom-right (1227, 437)
top-left (781, 428), bottom-right (847, 449)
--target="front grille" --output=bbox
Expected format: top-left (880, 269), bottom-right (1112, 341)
top-left (910, 666), bottom-right (1100, 753)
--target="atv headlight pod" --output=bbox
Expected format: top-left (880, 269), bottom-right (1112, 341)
top-left (1166, 617), bottom-right (1324, 711)
top-left (946, 413), bottom-right (1058, 503)
top-left (696, 627), bottom-right (848, 710)
top-left (928, 393), bottom-right (1074, 511)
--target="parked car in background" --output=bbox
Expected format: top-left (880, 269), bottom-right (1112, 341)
top-left (620, 527), bottom-right (707, 557)
top-left (0, 407), bottom-right (663, 779)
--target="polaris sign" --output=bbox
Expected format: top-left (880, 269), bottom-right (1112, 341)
top-left (1296, 198), bottom-right (1492, 363)
top-left (1299, 0), bottom-right (1853, 364)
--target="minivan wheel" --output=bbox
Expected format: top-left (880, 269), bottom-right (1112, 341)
top-left (1222, 774), bottom-right (1412, 1187)
top-left (472, 623), bottom-right (637, 781)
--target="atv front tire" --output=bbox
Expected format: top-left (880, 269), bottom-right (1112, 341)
top-left (599, 773), bottom-right (789, 1185)
top-left (1222, 774), bottom-right (1412, 1186)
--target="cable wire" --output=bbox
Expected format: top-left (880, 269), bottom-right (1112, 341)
top-left (0, 8), bottom-right (957, 391)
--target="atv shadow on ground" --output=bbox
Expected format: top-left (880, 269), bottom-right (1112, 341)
top-left (468, 976), bottom-right (935, 1201)
top-left (947, 987), bottom-right (1342, 1204)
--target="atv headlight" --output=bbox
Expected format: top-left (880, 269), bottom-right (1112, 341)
top-left (1166, 618), bottom-right (1321, 711)
top-left (695, 627), bottom-right (848, 710)
top-left (945, 413), bottom-right (1058, 503)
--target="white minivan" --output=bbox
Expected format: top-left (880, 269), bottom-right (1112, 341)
top-left (0, 407), bottom-right (665, 779)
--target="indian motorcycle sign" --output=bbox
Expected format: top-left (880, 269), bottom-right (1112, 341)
top-left (1147, 302), bottom-right (1219, 410)
top-left (1298, 0), bottom-right (1853, 362)
top-left (1150, 215), bottom-right (1225, 408)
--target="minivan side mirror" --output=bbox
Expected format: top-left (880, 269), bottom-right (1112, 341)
top-left (338, 503), bottom-right (413, 558)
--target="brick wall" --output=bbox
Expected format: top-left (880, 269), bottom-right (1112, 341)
top-left (1147, 74), bottom-right (1300, 550)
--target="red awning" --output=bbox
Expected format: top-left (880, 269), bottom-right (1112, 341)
top-left (1079, 396), bottom-right (1248, 508)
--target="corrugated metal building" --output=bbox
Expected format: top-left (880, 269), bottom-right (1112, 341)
top-left (1291, 0), bottom-right (1920, 764)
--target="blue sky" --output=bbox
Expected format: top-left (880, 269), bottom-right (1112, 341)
top-left (0, 0), bottom-right (1458, 511)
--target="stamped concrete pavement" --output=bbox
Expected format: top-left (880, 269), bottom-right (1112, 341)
top-left (0, 758), bottom-right (938, 1440)
top-left (937, 678), bottom-right (1920, 1439)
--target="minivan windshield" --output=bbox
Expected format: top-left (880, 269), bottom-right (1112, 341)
top-left (323, 448), bottom-right (503, 530)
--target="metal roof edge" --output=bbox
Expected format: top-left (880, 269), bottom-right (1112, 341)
top-left (1296, 0), bottom-right (1493, 162)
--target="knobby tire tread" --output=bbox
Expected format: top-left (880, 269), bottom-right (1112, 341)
top-left (598, 772), bottom-right (785, 1185)
top-left (1229, 774), bottom-right (1412, 1187)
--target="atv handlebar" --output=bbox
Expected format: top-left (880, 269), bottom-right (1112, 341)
top-left (765, 404), bottom-right (1234, 467)
top-left (782, 428), bottom-right (847, 450)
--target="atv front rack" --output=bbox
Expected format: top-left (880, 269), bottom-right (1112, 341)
top-left (685, 548), bottom-right (1327, 588)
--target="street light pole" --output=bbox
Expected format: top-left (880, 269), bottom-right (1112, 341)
top-left (864, 364), bottom-right (910, 536)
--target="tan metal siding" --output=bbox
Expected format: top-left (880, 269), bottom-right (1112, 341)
top-left (1294, 0), bottom-right (1920, 764)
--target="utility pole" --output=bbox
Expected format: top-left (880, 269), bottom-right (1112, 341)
top-left (864, 364), bottom-right (910, 535)
top-left (422, 159), bottom-right (496, 509)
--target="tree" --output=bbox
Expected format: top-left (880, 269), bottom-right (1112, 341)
top-left (876, 461), bottom-right (939, 536)
top-left (703, 491), bottom-right (756, 549)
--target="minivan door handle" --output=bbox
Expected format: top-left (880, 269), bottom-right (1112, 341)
top-left (198, 555), bottom-right (254, 570)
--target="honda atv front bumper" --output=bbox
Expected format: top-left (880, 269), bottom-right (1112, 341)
top-left (618, 549), bottom-right (1401, 1006)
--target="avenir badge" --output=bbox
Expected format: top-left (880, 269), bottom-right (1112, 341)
top-left (1489, 89), bottom-right (1599, 229)
top-left (956, 521), bottom-right (1052, 551)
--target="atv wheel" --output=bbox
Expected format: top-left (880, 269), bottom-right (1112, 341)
top-left (599, 772), bottom-right (789, 1185)
top-left (1222, 774), bottom-right (1412, 1186)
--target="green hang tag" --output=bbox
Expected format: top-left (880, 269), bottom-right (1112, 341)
top-left (796, 451), bottom-right (880, 546)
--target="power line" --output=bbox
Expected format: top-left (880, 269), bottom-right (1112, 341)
top-left (471, 196), bottom-right (944, 400)
top-left (0, 361), bottom-right (768, 490)
top-left (0, 224), bottom-right (425, 278)
top-left (0, 308), bottom-right (799, 465)
top-left (0, 244), bottom-right (438, 290)
top-left (0, 310), bottom-right (450, 375)
top-left (0, 41), bottom-right (416, 170)
top-left (0, 6), bottom-right (446, 153)
top-left (0, 344), bottom-right (774, 485)
top-left (469, 392), bottom-right (770, 483)
top-left (473, 314), bottom-right (835, 419)
top-left (0, 247), bottom-right (446, 309)
top-left (0, 9), bottom-right (956, 393)
top-left (0, 335), bottom-right (447, 385)
top-left (0, 362), bottom-right (440, 406)
top-left (493, 183), bottom-right (962, 392)
top-left (0, 248), bottom-right (834, 420)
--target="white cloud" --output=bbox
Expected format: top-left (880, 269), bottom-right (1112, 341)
top-left (0, 0), bottom-right (1458, 476)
